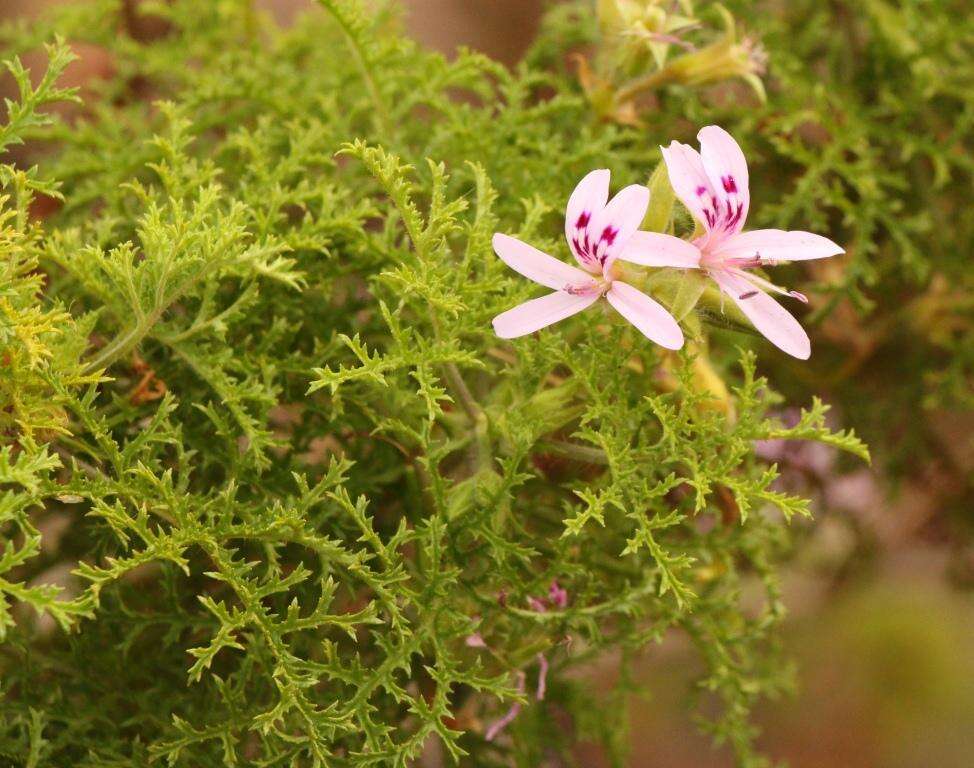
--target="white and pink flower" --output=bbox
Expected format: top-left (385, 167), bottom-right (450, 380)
top-left (492, 127), bottom-right (842, 359)
top-left (491, 170), bottom-right (685, 350)
top-left (624, 125), bottom-right (843, 359)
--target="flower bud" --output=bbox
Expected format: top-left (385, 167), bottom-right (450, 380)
top-left (659, 5), bottom-right (767, 100)
top-left (599, 0), bottom-right (698, 69)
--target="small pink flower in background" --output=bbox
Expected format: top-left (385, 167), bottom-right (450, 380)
top-left (825, 469), bottom-right (881, 516)
top-left (481, 582), bottom-right (569, 741)
top-left (492, 170), bottom-right (684, 350)
top-left (526, 595), bottom-right (548, 613)
top-left (625, 125), bottom-right (843, 358)
top-left (484, 654), bottom-right (550, 741)
top-left (535, 653), bottom-right (549, 701)
top-left (485, 672), bottom-right (526, 742)
top-left (548, 580), bottom-right (568, 609)
top-left (465, 632), bottom-right (487, 648)
top-left (755, 412), bottom-right (835, 478)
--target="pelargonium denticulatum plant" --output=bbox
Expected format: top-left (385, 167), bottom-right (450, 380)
top-left (0, 1), bottom-right (872, 766)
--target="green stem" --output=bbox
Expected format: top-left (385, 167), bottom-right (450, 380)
top-left (442, 362), bottom-right (480, 424)
top-left (429, 313), bottom-right (492, 472)
top-left (536, 439), bottom-right (609, 465)
top-left (84, 323), bottom-right (146, 373)
top-left (613, 68), bottom-right (676, 105)
top-left (318, 0), bottom-right (391, 137)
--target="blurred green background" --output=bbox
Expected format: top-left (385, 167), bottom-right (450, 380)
top-left (1, 1), bottom-right (971, 765)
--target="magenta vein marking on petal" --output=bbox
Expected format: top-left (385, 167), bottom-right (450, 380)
top-left (722, 176), bottom-right (738, 194)
top-left (696, 185), bottom-right (708, 196)
top-left (597, 226), bottom-right (619, 264)
top-left (563, 282), bottom-right (595, 296)
top-left (728, 202), bottom-right (744, 229)
top-left (739, 290), bottom-right (759, 300)
top-left (576, 211), bottom-right (591, 229)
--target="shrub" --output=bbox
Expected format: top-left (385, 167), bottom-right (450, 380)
top-left (9, 1), bottom-right (951, 765)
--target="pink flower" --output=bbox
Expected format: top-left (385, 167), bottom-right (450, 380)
top-left (535, 653), bottom-right (549, 701)
top-left (526, 596), bottom-right (548, 613)
top-left (484, 654), bottom-right (550, 742)
top-left (628, 126), bottom-right (844, 359)
top-left (492, 170), bottom-right (684, 350)
top-left (483, 584), bottom-right (563, 741)
top-left (548, 580), bottom-right (568, 609)
top-left (485, 671), bottom-right (525, 742)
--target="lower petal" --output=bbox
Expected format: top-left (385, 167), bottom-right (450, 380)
top-left (617, 231), bottom-right (701, 268)
top-left (714, 229), bottom-right (844, 263)
top-left (605, 281), bottom-right (684, 350)
top-left (711, 270), bottom-right (811, 359)
top-left (492, 290), bottom-right (600, 339)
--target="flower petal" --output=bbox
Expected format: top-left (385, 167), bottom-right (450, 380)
top-left (698, 125), bottom-right (750, 234)
top-left (617, 231), bottom-right (702, 268)
top-left (713, 229), bottom-right (845, 263)
top-left (591, 184), bottom-right (651, 269)
top-left (565, 169), bottom-right (610, 230)
top-left (605, 281), bottom-right (684, 349)
top-left (565, 169), bottom-right (610, 271)
top-left (492, 290), bottom-right (600, 339)
top-left (710, 269), bottom-right (811, 359)
top-left (661, 140), bottom-right (715, 229)
top-left (492, 233), bottom-right (598, 291)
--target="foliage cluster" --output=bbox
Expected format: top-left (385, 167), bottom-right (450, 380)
top-left (0, 0), bottom-right (937, 766)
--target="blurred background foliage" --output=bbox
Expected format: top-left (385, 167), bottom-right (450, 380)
top-left (1, 0), bottom-right (972, 766)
